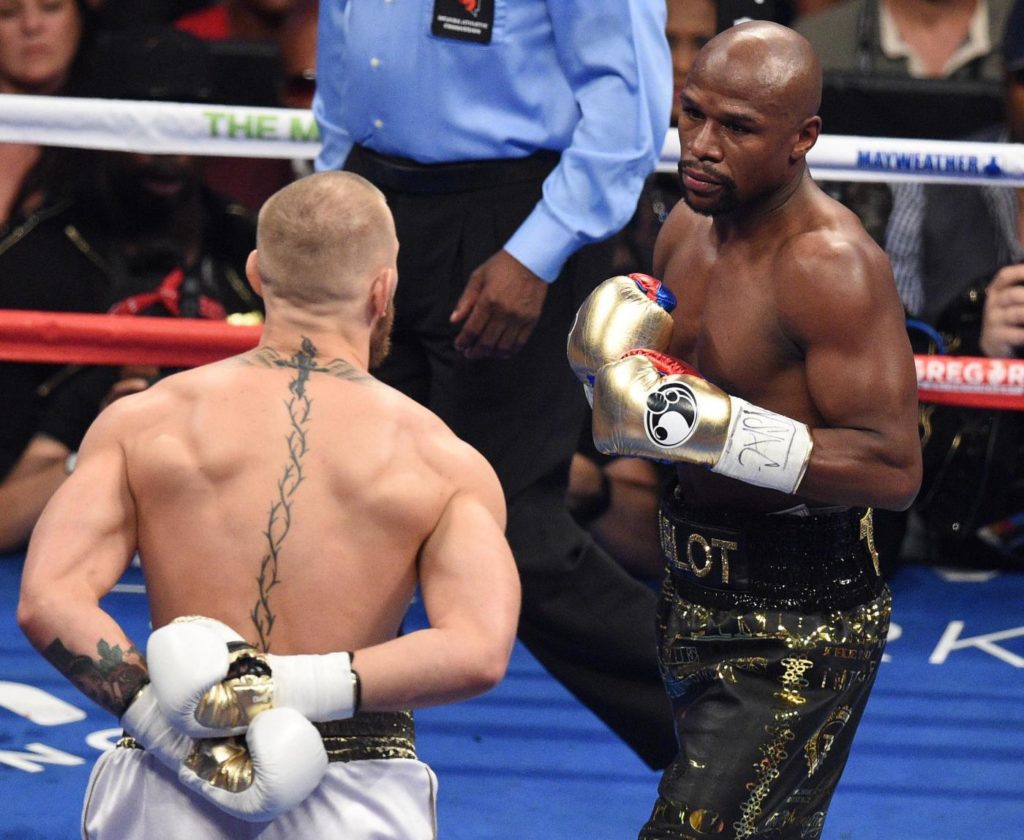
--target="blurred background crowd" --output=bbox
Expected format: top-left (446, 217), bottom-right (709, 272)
top-left (2, 0), bottom-right (1023, 582)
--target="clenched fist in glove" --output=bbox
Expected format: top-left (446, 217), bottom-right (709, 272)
top-left (121, 683), bottom-right (328, 822)
top-left (567, 273), bottom-right (676, 405)
top-left (592, 350), bottom-right (813, 495)
top-left (147, 616), bottom-right (360, 739)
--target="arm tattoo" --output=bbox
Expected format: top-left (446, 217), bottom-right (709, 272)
top-left (42, 638), bottom-right (148, 718)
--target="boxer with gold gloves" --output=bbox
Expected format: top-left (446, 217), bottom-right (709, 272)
top-left (570, 23), bottom-right (923, 840)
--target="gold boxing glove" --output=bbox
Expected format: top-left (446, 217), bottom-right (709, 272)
top-left (592, 350), bottom-right (813, 494)
top-left (567, 274), bottom-right (676, 405)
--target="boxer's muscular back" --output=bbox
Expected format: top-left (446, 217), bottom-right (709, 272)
top-left (117, 352), bottom-right (469, 655)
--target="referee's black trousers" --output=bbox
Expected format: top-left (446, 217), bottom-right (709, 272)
top-left (347, 148), bottom-right (676, 770)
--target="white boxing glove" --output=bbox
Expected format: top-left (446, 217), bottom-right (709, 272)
top-left (120, 683), bottom-right (192, 766)
top-left (147, 616), bottom-right (267, 738)
top-left (148, 616), bottom-right (359, 739)
top-left (177, 706), bottom-right (328, 823)
top-left (122, 685), bottom-right (327, 822)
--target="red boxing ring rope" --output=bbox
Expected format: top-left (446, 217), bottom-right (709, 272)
top-left (0, 310), bottom-right (260, 368)
top-left (0, 309), bottom-right (1022, 411)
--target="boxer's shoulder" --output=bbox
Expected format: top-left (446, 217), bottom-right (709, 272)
top-left (94, 375), bottom-right (180, 428)
top-left (653, 200), bottom-right (709, 276)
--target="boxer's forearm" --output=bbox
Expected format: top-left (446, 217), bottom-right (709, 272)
top-left (789, 426), bottom-right (921, 512)
top-left (17, 588), bottom-right (147, 718)
top-left (353, 626), bottom-right (513, 712)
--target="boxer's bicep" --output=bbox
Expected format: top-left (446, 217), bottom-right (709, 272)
top-left (29, 406), bottom-right (137, 588)
top-left (352, 465), bottom-right (519, 710)
top-left (17, 406), bottom-right (147, 716)
top-left (780, 238), bottom-right (906, 428)
top-left (20, 406), bottom-right (138, 627)
top-left (783, 242), bottom-right (922, 508)
top-left (418, 464), bottom-right (519, 659)
top-left (807, 262), bottom-right (915, 434)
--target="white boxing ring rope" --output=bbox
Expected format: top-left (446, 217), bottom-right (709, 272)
top-left (0, 94), bottom-right (1023, 186)
top-left (0, 94), bottom-right (1023, 410)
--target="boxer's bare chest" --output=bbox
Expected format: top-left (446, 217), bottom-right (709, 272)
top-left (664, 231), bottom-right (796, 402)
top-left (661, 225), bottom-right (814, 510)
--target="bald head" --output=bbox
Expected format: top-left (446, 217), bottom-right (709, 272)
top-left (694, 21), bottom-right (822, 124)
top-left (254, 171), bottom-right (397, 309)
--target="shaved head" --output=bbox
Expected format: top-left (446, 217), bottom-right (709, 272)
top-left (255, 171), bottom-right (397, 309)
top-left (694, 21), bottom-right (822, 126)
top-left (676, 20), bottom-right (824, 216)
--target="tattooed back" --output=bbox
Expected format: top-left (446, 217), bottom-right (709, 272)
top-left (102, 346), bottom-right (491, 655)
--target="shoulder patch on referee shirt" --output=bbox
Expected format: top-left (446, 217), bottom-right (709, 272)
top-left (431, 0), bottom-right (493, 44)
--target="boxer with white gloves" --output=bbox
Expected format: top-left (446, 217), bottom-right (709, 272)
top-left (147, 615), bottom-right (359, 739)
top-left (120, 683), bottom-right (328, 821)
top-left (591, 349), bottom-right (813, 494)
top-left (19, 173), bottom-right (519, 839)
top-left (566, 273), bottom-right (677, 405)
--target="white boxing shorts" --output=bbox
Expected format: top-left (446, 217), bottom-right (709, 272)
top-left (82, 713), bottom-right (438, 839)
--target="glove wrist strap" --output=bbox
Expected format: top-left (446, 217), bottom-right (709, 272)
top-left (273, 651), bottom-right (356, 721)
top-left (712, 397), bottom-right (813, 494)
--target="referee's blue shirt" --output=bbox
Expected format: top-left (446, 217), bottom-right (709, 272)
top-left (313, 0), bottom-right (672, 282)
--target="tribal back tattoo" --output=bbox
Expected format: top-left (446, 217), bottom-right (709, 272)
top-left (240, 338), bottom-right (374, 651)
top-left (40, 340), bottom-right (375, 712)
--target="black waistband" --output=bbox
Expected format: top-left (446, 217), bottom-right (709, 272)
top-left (659, 487), bottom-right (885, 611)
top-left (315, 711), bottom-right (417, 762)
top-left (344, 144), bottom-right (560, 195)
top-left (118, 710), bottom-right (417, 764)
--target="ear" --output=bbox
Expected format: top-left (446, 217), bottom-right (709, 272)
top-left (790, 115), bottom-right (821, 163)
top-left (244, 250), bottom-right (263, 298)
top-left (368, 266), bottom-right (395, 323)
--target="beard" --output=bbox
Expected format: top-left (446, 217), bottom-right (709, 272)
top-left (368, 304), bottom-right (395, 370)
top-left (677, 161), bottom-right (739, 217)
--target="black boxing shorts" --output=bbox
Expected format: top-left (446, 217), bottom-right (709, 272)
top-left (640, 486), bottom-right (890, 839)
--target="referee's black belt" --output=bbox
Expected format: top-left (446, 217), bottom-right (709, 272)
top-left (345, 144), bottom-right (560, 195)
top-left (659, 486), bottom-right (886, 611)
